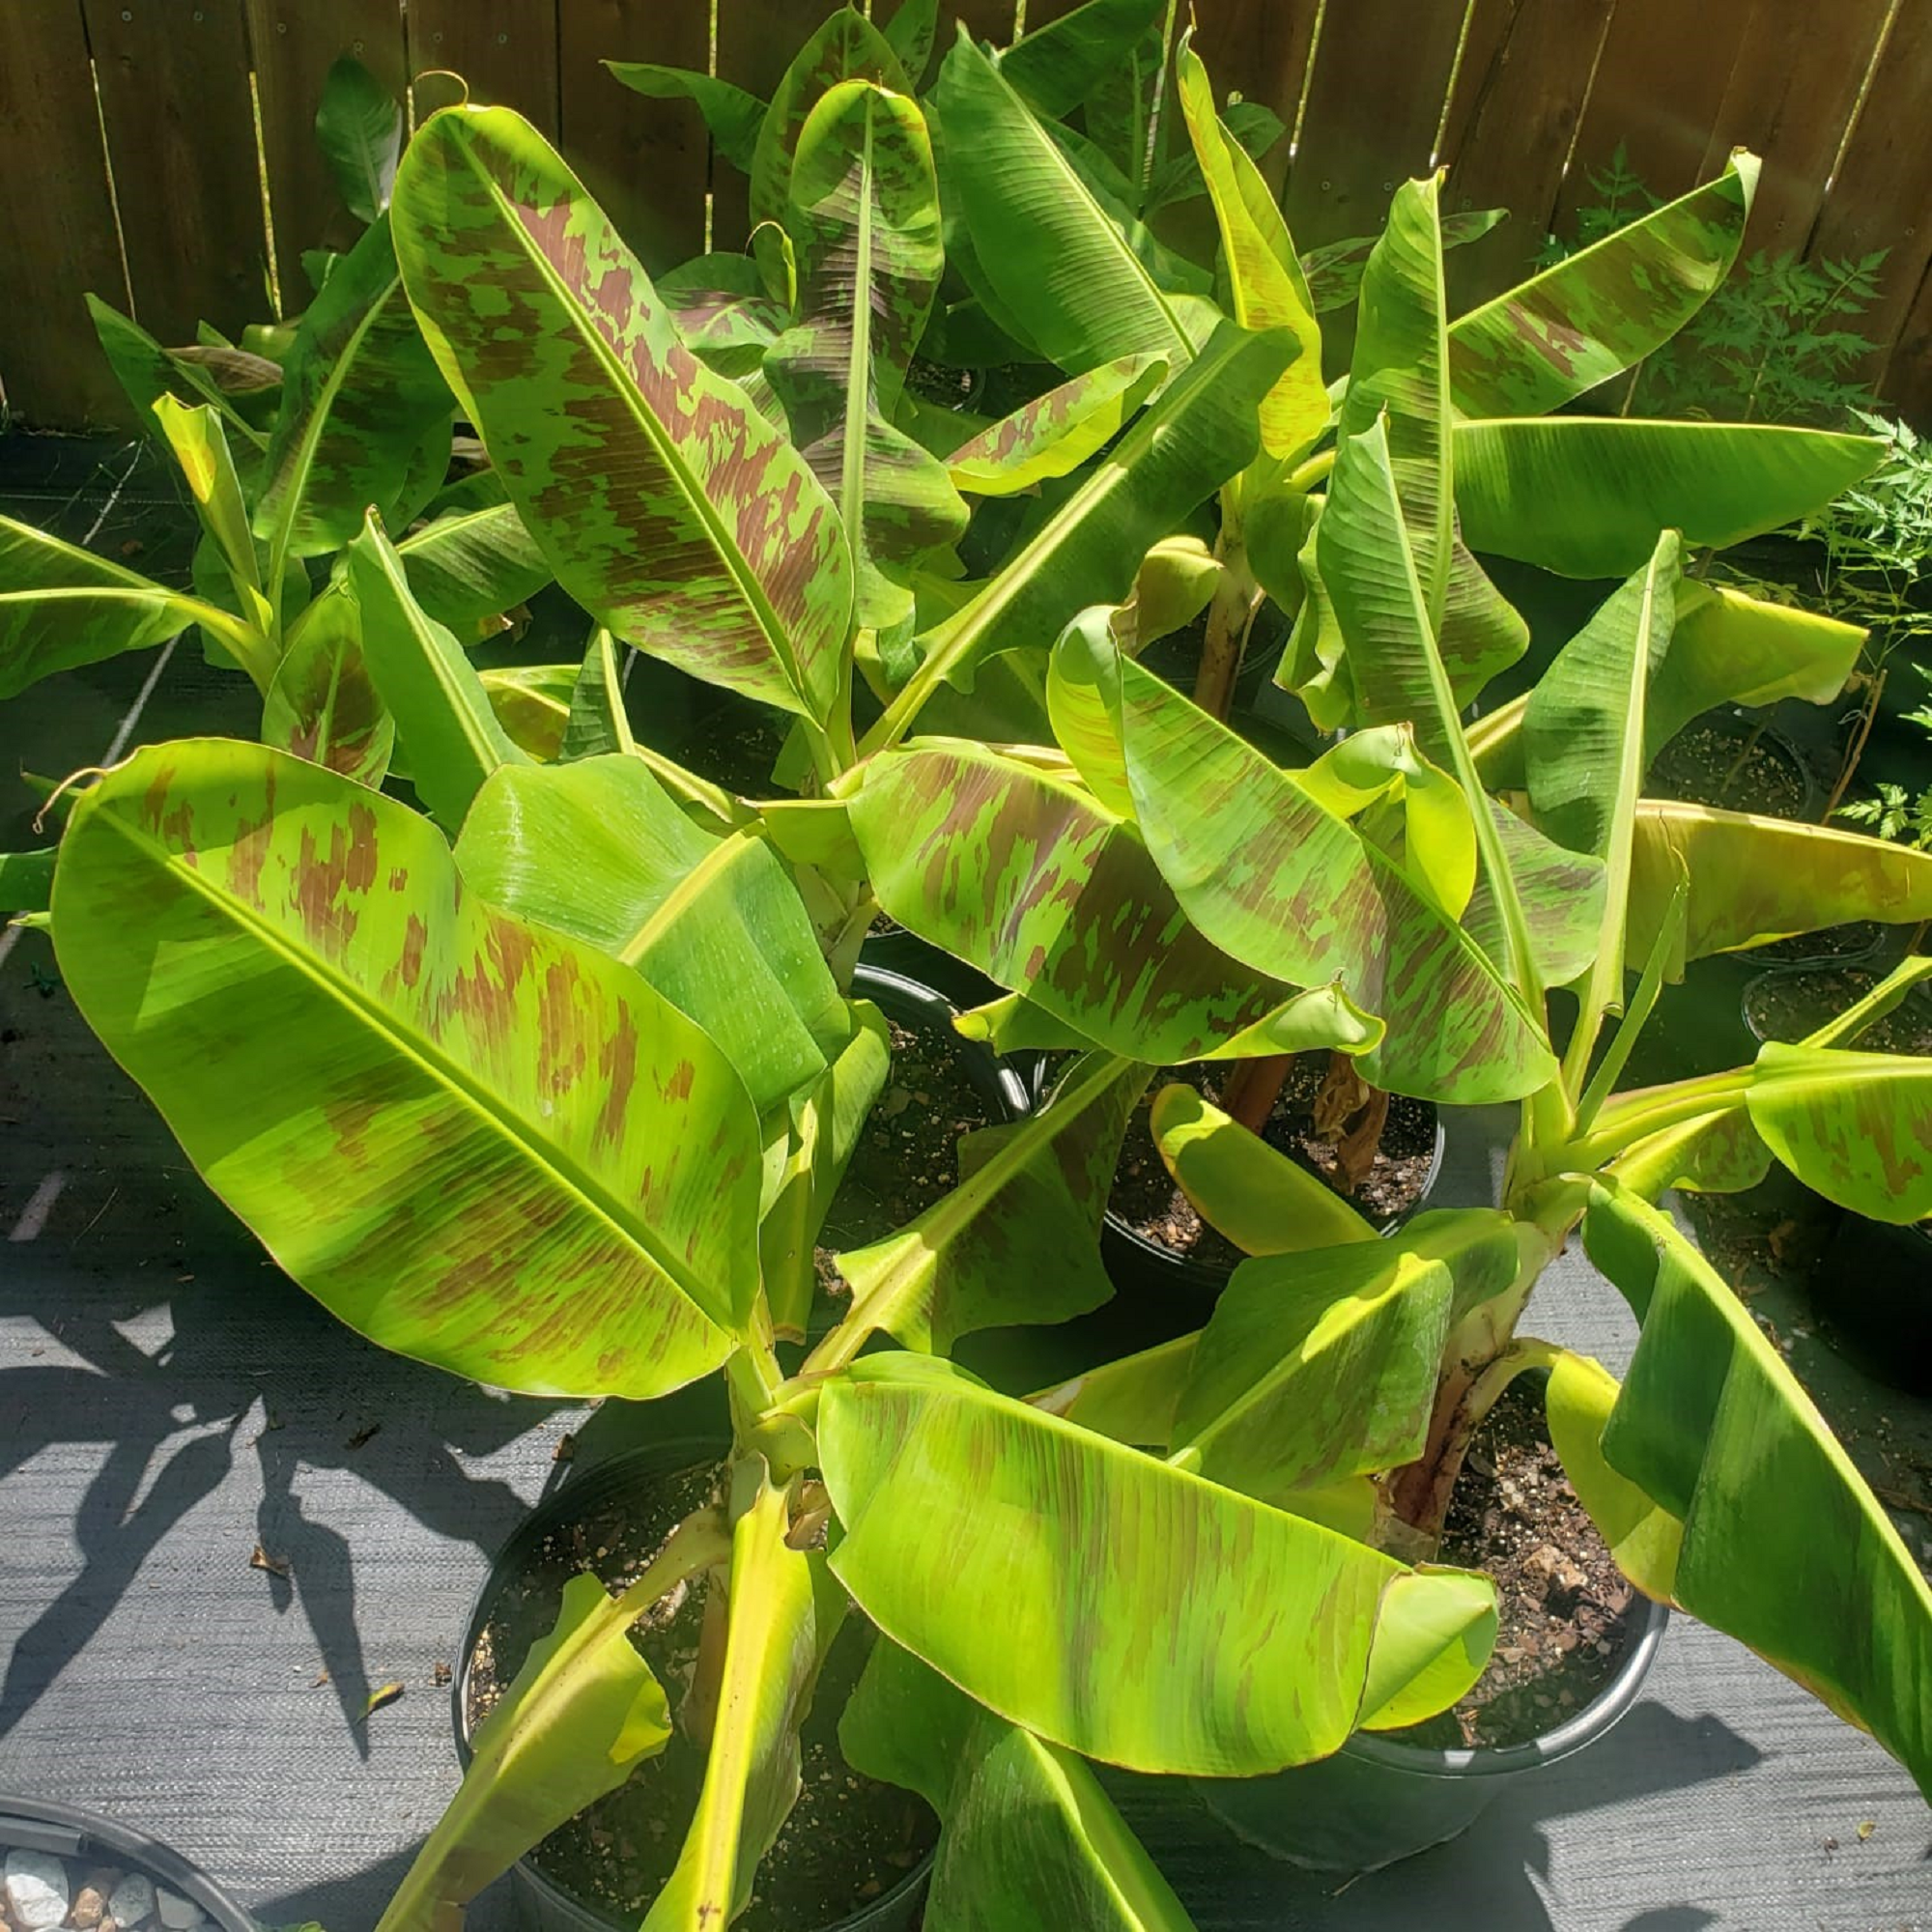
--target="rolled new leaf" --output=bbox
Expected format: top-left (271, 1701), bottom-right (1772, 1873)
top-left (1569, 1182), bottom-right (1931, 1800)
top-left (391, 105), bottom-right (854, 725)
top-left (52, 741), bottom-right (762, 1398)
top-left (817, 1352), bottom-right (1495, 1775)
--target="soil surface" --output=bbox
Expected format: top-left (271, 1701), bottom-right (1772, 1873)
top-left (466, 1459), bottom-right (936, 1929)
top-left (1395, 1378), bottom-right (1640, 1751)
top-left (1754, 920), bottom-right (1887, 965)
top-left (905, 355), bottom-right (983, 412)
top-left (1745, 966), bottom-right (1932, 1052)
top-left (1107, 1057), bottom-right (1437, 1268)
top-left (814, 1017), bottom-right (1000, 1298)
top-left (1648, 716), bottom-right (1810, 817)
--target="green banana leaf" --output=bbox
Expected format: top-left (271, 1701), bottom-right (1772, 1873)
top-left (999, 0), bottom-right (1167, 120)
top-left (1171, 1208), bottom-right (1520, 1499)
top-left (848, 739), bottom-right (1383, 1063)
top-left (390, 105), bottom-right (854, 727)
top-left (315, 53), bottom-right (402, 225)
top-left (603, 64), bottom-right (767, 175)
top-left (646, 1467), bottom-right (842, 1932)
top-left (52, 742), bottom-right (762, 1397)
top-left (944, 354), bottom-right (1165, 496)
top-left (867, 320), bottom-right (1290, 744)
top-left (377, 1510), bottom-right (728, 1931)
top-left (1173, 43), bottom-right (1323, 462)
top-left (557, 627), bottom-right (635, 762)
top-left (347, 515), bottom-right (526, 826)
top-left (882, 0), bottom-right (939, 85)
top-left (1448, 153), bottom-right (1757, 417)
top-left (1461, 796), bottom-right (1607, 992)
top-left (153, 395), bottom-right (272, 637)
top-left (253, 213), bottom-right (453, 577)
top-left (1454, 418), bottom-right (1885, 578)
top-left (393, 478), bottom-right (554, 636)
top-left (761, 1006), bottom-right (892, 1343)
top-left (1745, 1043), bottom-right (1932, 1223)
top-left (1149, 1082), bottom-right (1377, 1256)
top-left (261, 582), bottom-right (393, 785)
top-left (0, 849), bottom-right (54, 915)
top-left (827, 1053), bottom-right (1148, 1357)
top-left (0, 515), bottom-right (267, 698)
top-left (1625, 800), bottom-right (1932, 974)
top-left (86, 294), bottom-right (266, 446)
top-left (453, 753), bottom-right (847, 1120)
top-left (840, 1638), bottom-right (1196, 1932)
top-left (1030, 1332), bottom-right (1198, 1448)
top-left (931, 33), bottom-right (1196, 372)
top-left (767, 79), bottom-right (966, 641)
top-left (479, 665), bottom-right (573, 762)
top-left (1048, 621), bottom-right (1554, 1101)
top-left (1561, 1183), bottom-right (1931, 1800)
top-left (1525, 531), bottom-right (1680, 1051)
top-left (816, 1352), bottom-right (1496, 1773)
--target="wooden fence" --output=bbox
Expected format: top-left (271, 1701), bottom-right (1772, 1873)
top-left (4, 0), bottom-right (1931, 429)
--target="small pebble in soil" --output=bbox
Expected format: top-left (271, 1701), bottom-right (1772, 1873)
top-left (0, 1850), bottom-right (198, 1932)
top-left (5, 1852), bottom-right (70, 1931)
top-left (106, 1872), bottom-right (156, 1929)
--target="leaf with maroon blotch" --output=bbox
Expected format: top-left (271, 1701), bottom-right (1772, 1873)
top-left (391, 106), bottom-right (854, 727)
top-left (262, 582), bottom-right (394, 787)
top-left (51, 741), bottom-right (762, 1398)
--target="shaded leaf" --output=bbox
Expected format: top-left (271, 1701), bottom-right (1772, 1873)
top-left (316, 55), bottom-right (404, 224)
top-left (263, 582), bottom-right (394, 785)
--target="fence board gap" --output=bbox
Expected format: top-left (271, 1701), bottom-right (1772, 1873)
top-left (558, 0), bottom-right (711, 271)
top-left (247, 0), bottom-right (408, 314)
top-left (84, 0), bottom-right (270, 349)
top-left (408, 0), bottom-right (560, 135)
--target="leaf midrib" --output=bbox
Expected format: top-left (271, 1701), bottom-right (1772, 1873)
top-left (93, 795), bottom-right (736, 1331)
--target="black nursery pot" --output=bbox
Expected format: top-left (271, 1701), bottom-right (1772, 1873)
top-left (1812, 1211), bottom-right (1932, 1396)
top-left (1190, 1577), bottom-right (1669, 1874)
top-left (457, 1442), bottom-right (934, 1932)
top-left (0, 1796), bottom-right (253, 1931)
top-left (850, 956), bottom-right (1032, 1122)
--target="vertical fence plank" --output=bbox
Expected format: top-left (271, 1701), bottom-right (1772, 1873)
top-left (558, 0), bottom-right (710, 270)
top-left (409, 0), bottom-right (560, 133)
top-left (0, 1), bottom-right (128, 423)
top-left (946, 1), bottom-right (1020, 46)
top-left (247, 0), bottom-right (407, 313)
top-left (1188, 0), bottom-right (1320, 201)
top-left (1552, 0), bottom-right (1747, 235)
top-left (1698, 0), bottom-right (1889, 255)
top-left (1438, 0), bottom-right (1615, 308)
top-left (1812, 6), bottom-right (1932, 404)
top-left (711, 0), bottom-right (840, 249)
top-left (84, 0), bottom-right (269, 346)
top-left (1885, 256), bottom-right (1932, 425)
top-left (1282, 0), bottom-right (1467, 251)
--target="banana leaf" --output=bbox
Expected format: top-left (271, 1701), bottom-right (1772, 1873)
top-left (817, 1352), bottom-right (1496, 1774)
top-left (1745, 1043), bottom-right (1932, 1222)
top-left (1559, 1182), bottom-right (1931, 1800)
top-left (944, 354), bottom-right (1165, 496)
top-left (52, 742), bottom-right (762, 1398)
top-left (391, 106), bottom-right (854, 727)
top-left (261, 582), bottom-right (393, 785)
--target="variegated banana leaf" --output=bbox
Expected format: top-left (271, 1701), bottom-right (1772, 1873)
top-left (262, 582), bottom-right (393, 785)
top-left (1561, 1183), bottom-right (1931, 1800)
top-left (1171, 1208), bottom-right (1521, 1500)
top-left (1173, 42), bottom-right (1323, 463)
top-left (377, 1510), bottom-right (727, 1932)
top-left (0, 515), bottom-right (270, 698)
top-left (1448, 153), bottom-right (1757, 417)
top-left (823, 1053), bottom-right (1149, 1359)
top-left (1460, 797), bottom-right (1607, 994)
top-left (1453, 417), bottom-right (1885, 578)
top-left (253, 213), bottom-right (453, 580)
top-left (868, 322), bottom-right (1291, 745)
top-left (1028, 1331), bottom-right (1198, 1450)
top-left (1745, 1043), bottom-right (1932, 1223)
top-left (931, 33), bottom-right (1197, 373)
top-left (1149, 1082), bottom-right (1378, 1256)
top-left (348, 515), bottom-right (526, 826)
top-left (816, 1352), bottom-right (1496, 1774)
top-left (944, 354), bottom-right (1166, 496)
top-left (1625, 800), bottom-right (1932, 974)
top-left (751, 8), bottom-right (909, 231)
top-left (766, 79), bottom-right (967, 641)
top-left (453, 754), bottom-right (848, 1120)
top-left (645, 1467), bottom-right (843, 1932)
top-left (52, 741), bottom-right (762, 1398)
top-left (480, 665), bottom-right (573, 763)
top-left (394, 475), bottom-right (553, 637)
top-left (849, 740), bottom-right (1383, 1063)
top-left (840, 1637), bottom-right (1196, 1932)
top-left (603, 64), bottom-right (767, 176)
top-left (1048, 623), bottom-right (1554, 1100)
top-left (390, 106), bottom-right (854, 729)
top-left (86, 294), bottom-right (266, 446)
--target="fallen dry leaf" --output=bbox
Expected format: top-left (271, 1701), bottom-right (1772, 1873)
top-left (249, 1544), bottom-right (291, 1579)
top-left (366, 1681), bottom-right (406, 1716)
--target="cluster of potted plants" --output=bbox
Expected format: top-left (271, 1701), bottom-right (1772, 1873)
top-left (1, 0), bottom-right (1928, 1924)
